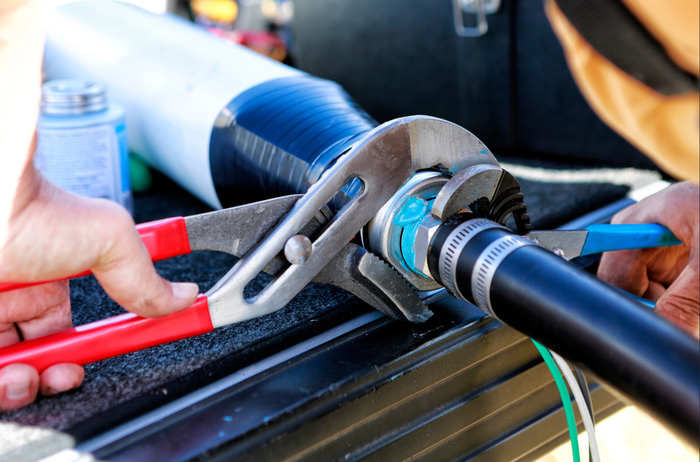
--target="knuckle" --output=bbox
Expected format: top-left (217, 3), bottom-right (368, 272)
top-left (660, 293), bottom-right (699, 314)
top-left (129, 293), bottom-right (167, 317)
top-left (108, 206), bottom-right (136, 236)
top-left (93, 200), bottom-right (134, 236)
top-left (657, 293), bottom-right (700, 331)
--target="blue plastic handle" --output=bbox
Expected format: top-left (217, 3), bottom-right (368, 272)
top-left (581, 223), bottom-right (681, 256)
top-left (613, 287), bottom-right (656, 309)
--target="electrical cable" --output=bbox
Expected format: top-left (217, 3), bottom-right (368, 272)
top-left (573, 365), bottom-right (595, 462)
top-left (550, 350), bottom-right (602, 462)
top-left (531, 339), bottom-right (581, 462)
top-left (573, 366), bottom-right (595, 426)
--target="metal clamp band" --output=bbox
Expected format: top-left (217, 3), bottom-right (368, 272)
top-left (471, 235), bottom-right (536, 319)
top-left (438, 219), bottom-right (505, 298)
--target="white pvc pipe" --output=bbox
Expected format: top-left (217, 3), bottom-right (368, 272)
top-left (44, 0), bottom-right (302, 208)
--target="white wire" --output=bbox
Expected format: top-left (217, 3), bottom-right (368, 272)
top-left (550, 350), bottom-right (602, 462)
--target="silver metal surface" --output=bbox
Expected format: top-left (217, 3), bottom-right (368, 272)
top-left (418, 288), bottom-right (449, 305)
top-left (185, 195), bottom-right (303, 256)
top-left (206, 116), bottom-right (473, 327)
top-left (431, 164), bottom-right (504, 221)
top-left (284, 235), bottom-right (313, 265)
top-left (438, 219), bottom-right (505, 298)
top-left (41, 80), bottom-right (107, 115)
top-left (524, 230), bottom-right (589, 260)
top-left (313, 244), bottom-right (432, 323)
top-left (552, 248), bottom-right (568, 260)
top-left (471, 235), bottom-right (537, 318)
top-left (459, 0), bottom-right (502, 14)
top-left (367, 172), bottom-right (447, 291)
top-left (366, 116), bottom-right (500, 291)
top-left (453, 0), bottom-right (488, 37)
top-left (185, 192), bottom-right (428, 322)
top-left (413, 214), bottom-right (442, 277)
top-left (407, 117), bottom-right (498, 172)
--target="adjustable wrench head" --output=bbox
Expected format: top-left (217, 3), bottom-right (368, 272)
top-left (362, 117), bottom-right (530, 292)
top-left (205, 116), bottom-right (525, 326)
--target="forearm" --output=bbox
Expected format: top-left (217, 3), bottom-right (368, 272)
top-left (0, 0), bottom-right (45, 250)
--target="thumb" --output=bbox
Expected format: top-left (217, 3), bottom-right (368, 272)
top-left (91, 205), bottom-right (199, 318)
top-left (655, 263), bottom-right (699, 339)
top-left (0, 173), bottom-right (199, 319)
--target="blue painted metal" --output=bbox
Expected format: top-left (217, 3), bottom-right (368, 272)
top-left (394, 197), bottom-right (429, 273)
top-left (581, 223), bottom-right (681, 256)
top-left (611, 287), bottom-right (656, 310)
top-left (394, 197), bottom-right (435, 276)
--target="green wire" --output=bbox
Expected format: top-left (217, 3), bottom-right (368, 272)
top-left (531, 339), bottom-right (581, 462)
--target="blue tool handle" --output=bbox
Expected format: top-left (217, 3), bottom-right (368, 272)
top-left (612, 287), bottom-right (656, 309)
top-left (581, 223), bottom-right (681, 256)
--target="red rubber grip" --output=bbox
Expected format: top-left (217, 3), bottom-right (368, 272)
top-left (136, 216), bottom-right (191, 261)
top-left (0, 217), bottom-right (191, 293)
top-left (0, 295), bottom-right (212, 372)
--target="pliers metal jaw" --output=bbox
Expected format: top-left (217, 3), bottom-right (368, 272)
top-left (203, 115), bottom-right (508, 326)
top-left (0, 116), bottom-right (502, 370)
top-left (523, 224), bottom-right (681, 260)
top-left (190, 195), bottom-right (432, 323)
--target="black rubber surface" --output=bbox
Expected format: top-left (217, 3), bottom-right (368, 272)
top-left (490, 244), bottom-right (699, 444)
top-left (0, 160), bottom-right (637, 438)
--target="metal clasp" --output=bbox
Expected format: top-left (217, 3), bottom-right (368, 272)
top-left (452, 0), bottom-right (501, 37)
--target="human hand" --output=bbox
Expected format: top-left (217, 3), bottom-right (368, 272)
top-left (0, 0), bottom-right (199, 411)
top-left (598, 182), bottom-right (699, 338)
top-left (0, 167), bottom-right (199, 411)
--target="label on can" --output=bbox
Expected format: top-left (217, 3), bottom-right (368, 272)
top-left (34, 123), bottom-right (132, 212)
top-left (115, 122), bottom-right (133, 212)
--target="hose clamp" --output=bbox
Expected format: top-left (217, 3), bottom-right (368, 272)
top-left (471, 235), bottom-right (537, 319)
top-left (438, 219), bottom-right (505, 298)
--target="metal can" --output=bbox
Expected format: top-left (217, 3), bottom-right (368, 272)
top-left (34, 80), bottom-right (132, 213)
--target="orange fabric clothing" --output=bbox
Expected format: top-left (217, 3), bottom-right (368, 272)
top-left (546, 0), bottom-right (699, 182)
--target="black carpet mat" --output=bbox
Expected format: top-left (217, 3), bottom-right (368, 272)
top-left (0, 159), bottom-right (653, 440)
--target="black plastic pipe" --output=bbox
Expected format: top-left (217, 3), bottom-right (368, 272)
top-left (429, 224), bottom-right (699, 447)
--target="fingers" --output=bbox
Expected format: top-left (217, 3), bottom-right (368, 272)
top-left (601, 184), bottom-right (699, 338)
top-left (0, 281), bottom-right (71, 338)
top-left (643, 281), bottom-right (666, 302)
top-left (0, 283), bottom-right (85, 411)
top-left (656, 263), bottom-right (700, 339)
top-left (0, 364), bottom-right (39, 411)
top-left (0, 180), bottom-right (199, 318)
top-left (0, 363), bottom-right (84, 411)
top-left (0, 281), bottom-right (70, 348)
top-left (39, 364), bottom-right (84, 396)
top-left (598, 248), bottom-right (651, 296)
top-left (90, 203), bottom-right (199, 317)
top-left (0, 324), bottom-right (20, 348)
top-left (14, 281), bottom-right (71, 340)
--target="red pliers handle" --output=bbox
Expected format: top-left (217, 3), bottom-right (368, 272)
top-left (0, 218), bottom-right (210, 372)
top-left (0, 196), bottom-right (302, 372)
top-left (0, 217), bottom-right (192, 293)
top-left (0, 117), bottom-right (443, 373)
